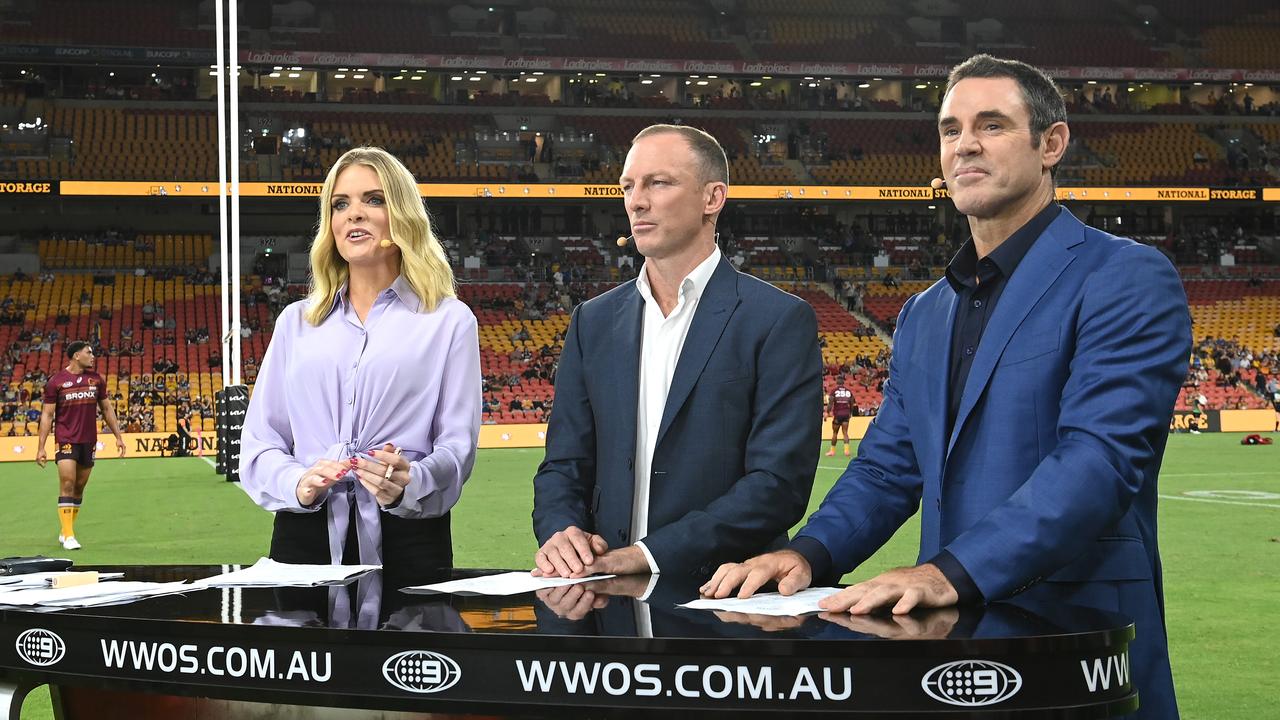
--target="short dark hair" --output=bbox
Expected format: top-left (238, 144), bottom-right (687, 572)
top-left (943, 54), bottom-right (1067, 148)
top-left (632, 124), bottom-right (729, 185)
top-left (65, 341), bottom-right (90, 358)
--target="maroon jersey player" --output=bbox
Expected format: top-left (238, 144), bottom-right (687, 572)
top-left (36, 341), bottom-right (126, 550)
top-left (826, 378), bottom-right (854, 457)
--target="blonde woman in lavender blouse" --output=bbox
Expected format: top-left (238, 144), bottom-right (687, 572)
top-left (239, 147), bottom-right (481, 579)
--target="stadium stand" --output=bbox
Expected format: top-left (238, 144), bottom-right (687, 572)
top-left (1199, 8), bottom-right (1280, 70)
top-left (1068, 123), bottom-right (1273, 187)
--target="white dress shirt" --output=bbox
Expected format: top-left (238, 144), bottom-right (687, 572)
top-left (631, 246), bottom-right (722, 575)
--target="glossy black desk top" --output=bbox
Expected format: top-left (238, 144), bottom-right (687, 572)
top-left (0, 565), bottom-right (1138, 717)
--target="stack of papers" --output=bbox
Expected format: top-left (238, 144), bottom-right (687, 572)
top-left (678, 587), bottom-right (844, 616)
top-left (0, 581), bottom-right (191, 610)
top-left (0, 571), bottom-right (124, 590)
top-left (194, 558), bottom-right (380, 588)
top-left (404, 571), bottom-right (616, 596)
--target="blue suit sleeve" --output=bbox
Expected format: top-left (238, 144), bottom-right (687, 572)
top-left (532, 304), bottom-right (596, 543)
top-left (793, 295), bottom-right (925, 574)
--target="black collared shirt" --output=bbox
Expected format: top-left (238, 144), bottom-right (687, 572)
top-left (944, 202), bottom-right (1061, 434)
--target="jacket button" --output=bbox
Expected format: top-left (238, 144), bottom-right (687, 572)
top-left (618, 529), bottom-right (627, 542)
top-left (627, 458), bottom-right (634, 470)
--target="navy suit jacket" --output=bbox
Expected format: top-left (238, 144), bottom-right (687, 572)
top-left (533, 257), bottom-right (823, 579)
top-left (797, 211), bottom-right (1190, 718)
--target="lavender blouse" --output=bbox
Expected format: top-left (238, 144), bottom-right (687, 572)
top-left (239, 275), bottom-right (481, 565)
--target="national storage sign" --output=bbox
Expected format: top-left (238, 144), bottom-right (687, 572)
top-left (48, 181), bottom-right (1280, 202)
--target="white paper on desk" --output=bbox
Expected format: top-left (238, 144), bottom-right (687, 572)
top-left (404, 571), bottom-right (616, 596)
top-left (678, 587), bottom-right (844, 616)
top-left (0, 572), bottom-right (125, 590)
top-left (0, 581), bottom-right (191, 608)
top-left (193, 558), bottom-right (380, 588)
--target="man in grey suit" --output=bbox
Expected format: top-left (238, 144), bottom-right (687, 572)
top-left (533, 124), bottom-right (823, 580)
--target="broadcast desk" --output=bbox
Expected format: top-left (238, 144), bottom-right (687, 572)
top-left (0, 566), bottom-right (1137, 718)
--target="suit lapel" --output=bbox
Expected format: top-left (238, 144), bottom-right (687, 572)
top-left (655, 259), bottom-right (739, 447)
top-left (945, 213), bottom-right (1081, 459)
top-left (614, 284), bottom-right (644, 451)
top-left (915, 287), bottom-right (958, 481)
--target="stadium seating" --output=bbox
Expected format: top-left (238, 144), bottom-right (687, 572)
top-left (278, 112), bottom-right (495, 182)
top-left (9, 95), bottom-right (1280, 188)
top-left (1200, 8), bottom-right (1280, 69)
top-left (5, 257), bottom-right (1278, 437)
top-left (990, 21), bottom-right (1165, 68)
top-left (0, 268), bottom-right (226, 435)
top-left (1069, 122), bottom-right (1272, 187)
top-left (37, 235), bottom-right (213, 270)
top-left (21, 107), bottom-right (216, 181)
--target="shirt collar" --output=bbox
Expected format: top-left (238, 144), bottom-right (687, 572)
top-left (385, 275), bottom-right (423, 312)
top-left (945, 202), bottom-right (1061, 293)
top-left (332, 274), bottom-right (422, 313)
top-left (636, 245), bottom-right (722, 308)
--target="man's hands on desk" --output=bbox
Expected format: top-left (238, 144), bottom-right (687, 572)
top-left (701, 550), bottom-right (959, 615)
top-left (536, 575), bottom-right (654, 621)
top-left (532, 526), bottom-right (650, 578)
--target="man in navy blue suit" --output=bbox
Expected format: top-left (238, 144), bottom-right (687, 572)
top-left (703, 56), bottom-right (1189, 718)
top-left (532, 124), bottom-right (823, 581)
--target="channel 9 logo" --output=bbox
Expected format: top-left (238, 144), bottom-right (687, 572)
top-left (921, 659), bottom-right (1022, 707)
top-left (16, 628), bottom-right (67, 667)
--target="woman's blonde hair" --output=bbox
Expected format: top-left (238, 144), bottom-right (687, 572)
top-left (304, 146), bottom-right (455, 325)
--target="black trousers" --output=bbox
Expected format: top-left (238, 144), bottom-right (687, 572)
top-left (270, 502), bottom-right (452, 589)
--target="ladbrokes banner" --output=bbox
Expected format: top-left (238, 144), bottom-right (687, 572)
top-left (4, 42), bottom-right (1280, 82)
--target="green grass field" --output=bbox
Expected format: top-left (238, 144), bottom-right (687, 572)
top-left (3, 433), bottom-right (1278, 718)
